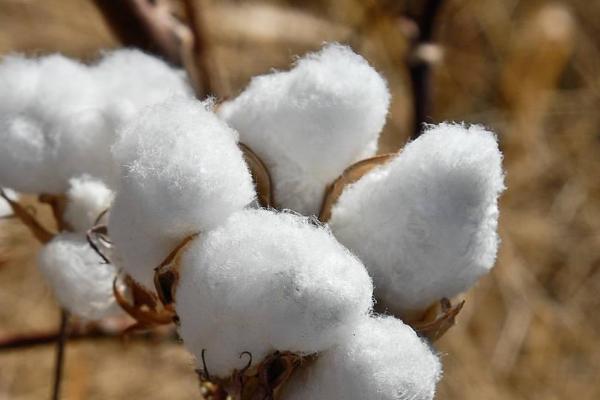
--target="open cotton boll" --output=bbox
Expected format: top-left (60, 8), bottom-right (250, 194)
top-left (329, 123), bottom-right (505, 314)
top-left (109, 97), bottom-right (255, 289)
top-left (282, 316), bottom-right (441, 400)
top-left (0, 54), bottom-right (116, 193)
top-left (64, 176), bottom-right (114, 232)
top-left (38, 233), bottom-right (121, 320)
top-left (175, 209), bottom-right (373, 378)
top-left (92, 49), bottom-right (192, 123)
top-left (219, 43), bottom-right (390, 215)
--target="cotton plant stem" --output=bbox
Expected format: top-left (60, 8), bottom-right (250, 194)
top-left (51, 310), bottom-right (69, 400)
top-left (408, 0), bottom-right (445, 138)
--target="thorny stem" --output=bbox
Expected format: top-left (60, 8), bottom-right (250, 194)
top-left (408, 0), bottom-right (445, 138)
top-left (51, 310), bottom-right (69, 400)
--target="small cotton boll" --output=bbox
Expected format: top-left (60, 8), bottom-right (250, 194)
top-left (64, 176), bottom-right (114, 232)
top-left (329, 123), bottom-right (505, 314)
top-left (176, 209), bottom-right (373, 378)
top-left (108, 97), bottom-right (255, 289)
top-left (220, 43), bottom-right (390, 215)
top-left (38, 233), bottom-right (121, 320)
top-left (282, 316), bottom-right (441, 400)
top-left (92, 49), bottom-right (192, 123)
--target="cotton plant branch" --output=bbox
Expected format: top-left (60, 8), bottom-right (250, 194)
top-left (407, 0), bottom-right (445, 138)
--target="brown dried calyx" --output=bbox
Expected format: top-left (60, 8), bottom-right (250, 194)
top-left (198, 351), bottom-right (305, 400)
top-left (239, 143), bottom-right (273, 208)
top-left (407, 298), bottom-right (465, 342)
top-left (0, 189), bottom-right (55, 243)
top-left (319, 153), bottom-right (395, 222)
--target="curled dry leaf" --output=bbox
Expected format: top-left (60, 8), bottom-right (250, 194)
top-left (408, 298), bottom-right (465, 342)
top-left (318, 153), bottom-right (395, 222)
top-left (200, 351), bottom-right (304, 400)
top-left (239, 143), bottom-right (274, 208)
top-left (0, 189), bottom-right (54, 243)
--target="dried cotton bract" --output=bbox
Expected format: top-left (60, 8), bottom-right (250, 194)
top-left (64, 176), bottom-right (114, 232)
top-left (329, 123), bottom-right (505, 314)
top-left (175, 209), bottom-right (373, 378)
top-left (38, 233), bottom-right (121, 320)
top-left (220, 43), bottom-right (390, 215)
top-left (283, 316), bottom-right (441, 400)
top-left (109, 97), bottom-right (255, 289)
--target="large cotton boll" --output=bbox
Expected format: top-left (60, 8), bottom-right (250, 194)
top-left (64, 176), bottom-right (114, 232)
top-left (92, 49), bottom-right (192, 123)
top-left (282, 316), bottom-right (441, 400)
top-left (109, 97), bottom-right (255, 289)
top-left (329, 123), bottom-right (505, 314)
top-left (0, 54), bottom-right (112, 193)
top-left (175, 209), bottom-right (373, 378)
top-left (220, 43), bottom-right (390, 215)
top-left (38, 233), bottom-right (121, 320)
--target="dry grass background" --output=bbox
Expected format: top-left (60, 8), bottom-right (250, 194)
top-left (1, 0), bottom-right (599, 399)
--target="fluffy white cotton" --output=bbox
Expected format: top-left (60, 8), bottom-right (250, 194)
top-left (329, 123), bottom-right (505, 314)
top-left (64, 176), bottom-right (114, 232)
top-left (38, 233), bottom-right (121, 320)
top-left (283, 316), bottom-right (441, 400)
top-left (175, 209), bottom-right (373, 378)
top-left (92, 48), bottom-right (192, 124)
top-left (108, 97), bottom-right (255, 289)
top-left (220, 43), bottom-right (390, 215)
top-left (0, 50), bottom-right (191, 194)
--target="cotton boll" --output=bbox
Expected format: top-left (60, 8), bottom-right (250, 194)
top-left (282, 316), bottom-right (441, 400)
top-left (64, 176), bottom-right (114, 232)
top-left (220, 43), bottom-right (390, 215)
top-left (329, 123), bottom-right (505, 314)
top-left (92, 49), bottom-right (192, 123)
top-left (38, 233), bottom-right (121, 320)
top-left (108, 97), bottom-right (255, 289)
top-left (175, 209), bottom-right (373, 378)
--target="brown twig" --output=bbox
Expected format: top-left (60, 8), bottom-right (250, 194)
top-left (408, 0), bottom-right (445, 138)
top-left (51, 310), bottom-right (69, 400)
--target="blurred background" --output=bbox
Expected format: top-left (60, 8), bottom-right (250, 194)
top-left (0, 0), bottom-right (599, 399)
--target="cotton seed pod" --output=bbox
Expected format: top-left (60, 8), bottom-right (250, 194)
top-left (92, 48), bottom-right (193, 124)
top-left (282, 316), bottom-right (441, 400)
top-left (108, 97), bottom-right (255, 289)
top-left (329, 123), bottom-right (505, 315)
top-left (219, 43), bottom-right (390, 215)
top-left (63, 175), bottom-right (114, 232)
top-left (38, 233), bottom-right (121, 320)
top-left (175, 209), bottom-right (374, 378)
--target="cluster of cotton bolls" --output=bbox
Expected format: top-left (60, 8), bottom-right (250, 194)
top-left (0, 48), bottom-right (192, 320)
top-left (0, 42), bottom-right (505, 399)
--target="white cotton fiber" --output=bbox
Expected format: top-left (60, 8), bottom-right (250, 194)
top-left (64, 175), bottom-right (114, 232)
top-left (92, 48), bottom-right (192, 124)
top-left (38, 233), bottom-right (121, 320)
top-left (0, 51), bottom-right (192, 195)
top-left (329, 123), bottom-right (505, 314)
top-left (282, 316), bottom-right (441, 400)
top-left (219, 43), bottom-right (390, 215)
top-left (175, 209), bottom-right (373, 378)
top-left (108, 97), bottom-right (255, 289)
top-left (0, 188), bottom-right (18, 217)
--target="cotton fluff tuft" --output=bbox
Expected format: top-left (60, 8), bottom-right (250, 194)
top-left (282, 316), bottom-right (441, 400)
top-left (92, 48), bottom-right (192, 123)
top-left (108, 97), bottom-right (255, 289)
top-left (0, 51), bottom-right (191, 194)
top-left (219, 43), bottom-right (390, 215)
top-left (329, 123), bottom-right (505, 314)
top-left (175, 209), bottom-right (373, 378)
top-left (38, 233), bottom-right (121, 320)
top-left (64, 176), bottom-right (114, 232)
